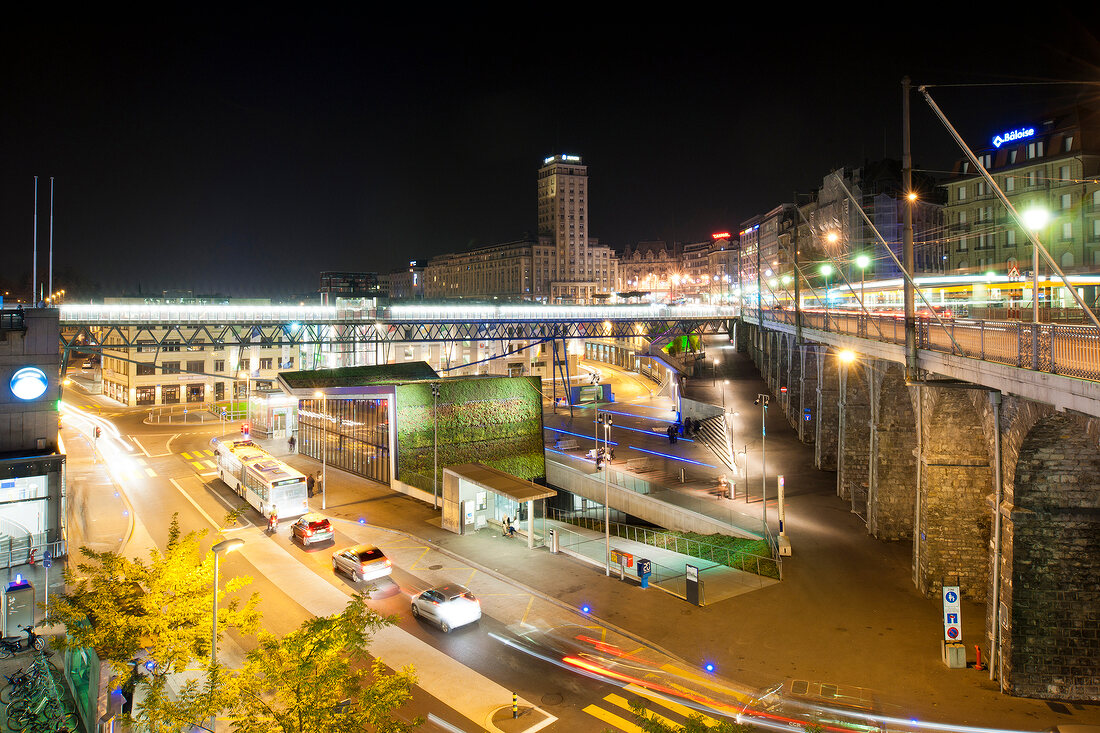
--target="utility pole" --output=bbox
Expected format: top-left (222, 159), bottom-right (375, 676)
top-left (902, 77), bottom-right (918, 381)
top-left (432, 383), bottom-right (441, 510)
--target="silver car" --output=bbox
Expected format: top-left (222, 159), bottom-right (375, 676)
top-left (331, 544), bottom-right (391, 583)
top-left (410, 584), bottom-right (482, 632)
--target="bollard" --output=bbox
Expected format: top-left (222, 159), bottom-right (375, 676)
top-left (974, 645), bottom-right (984, 671)
top-left (512, 692), bottom-right (518, 719)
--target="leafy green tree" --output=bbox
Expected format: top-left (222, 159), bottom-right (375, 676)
top-left (223, 593), bottom-right (420, 733)
top-left (47, 514), bottom-right (261, 680)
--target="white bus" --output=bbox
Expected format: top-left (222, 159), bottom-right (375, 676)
top-left (211, 438), bottom-right (309, 520)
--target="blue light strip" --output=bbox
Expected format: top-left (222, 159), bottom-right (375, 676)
top-left (627, 446), bottom-right (717, 468)
top-left (596, 422), bottom-right (694, 443)
top-left (591, 408), bottom-right (679, 424)
top-left (543, 427), bottom-right (619, 446)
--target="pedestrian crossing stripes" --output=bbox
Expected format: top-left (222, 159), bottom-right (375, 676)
top-left (180, 450), bottom-right (214, 460)
top-left (582, 685), bottom-right (726, 731)
top-left (190, 460), bottom-right (216, 470)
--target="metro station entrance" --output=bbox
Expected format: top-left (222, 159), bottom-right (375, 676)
top-left (441, 463), bottom-right (555, 549)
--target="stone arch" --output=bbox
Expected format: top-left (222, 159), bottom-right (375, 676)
top-left (917, 388), bottom-right (992, 599)
top-left (868, 362), bottom-right (917, 540)
top-left (1001, 412), bottom-right (1100, 700)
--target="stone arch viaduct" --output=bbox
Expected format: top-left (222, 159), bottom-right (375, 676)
top-left (738, 317), bottom-right (1100, 702)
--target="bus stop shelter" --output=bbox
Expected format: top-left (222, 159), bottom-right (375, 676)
top-left (441, 463), bottom-right (556, 548)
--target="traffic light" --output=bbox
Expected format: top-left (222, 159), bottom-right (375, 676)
top-left (94, 427), bottom-right (101, 439)
top-left (241, 423), bottom-right (249, 435)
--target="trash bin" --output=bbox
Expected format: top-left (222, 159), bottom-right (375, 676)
top-left (548, 529), bottom-right (559, 554)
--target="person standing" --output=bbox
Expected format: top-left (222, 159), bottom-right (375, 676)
top-left (306, 472), bottom-right (315, 498)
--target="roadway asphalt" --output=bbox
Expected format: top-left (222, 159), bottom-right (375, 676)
top-left (244, 338), bottom-right (1097, 732)
top-left (37, 353), bottom-right (1100, 732)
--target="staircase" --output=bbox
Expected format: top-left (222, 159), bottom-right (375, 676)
top-left (695, 415), bottom-right (736, 473)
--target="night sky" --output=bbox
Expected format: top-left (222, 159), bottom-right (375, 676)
top-left (3, 18), bottom-right (1099, 299)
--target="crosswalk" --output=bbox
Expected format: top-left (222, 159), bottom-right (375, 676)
top-left (583, 684), bottom-right (728, 731)
top-left (180, 449), bottom-right (216, 471)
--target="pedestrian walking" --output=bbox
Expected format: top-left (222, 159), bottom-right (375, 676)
top-left (288, 435), bottom-right (296, 453)
top-left (268, 505), bottom-right (279, 534)
top-left (306, 472), bottom-right (315, 498)
top-left (666, 425), bottom-right (675, 445)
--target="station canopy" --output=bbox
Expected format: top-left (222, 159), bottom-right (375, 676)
top-left (447, 463), bottom-right (555, 503)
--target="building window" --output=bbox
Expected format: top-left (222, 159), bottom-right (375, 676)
top-left (260, 358), bottom-right (273, 370)
top-left (1006, 230), bottom-right (1016, 246)
top-left (1005, 176), bottom-right (1014, 192)
top-left (163, 362), bottom-right (180, 374)
top-left (1009, 150), bottom-right (1018, 164)
top-left (1059, 165), bottom-right (1071, 182)
top-left (187, 360), bottom-right (204, 373)
top-left (1027, 170), bottom-right (1039, 187)
top-left (136, 387), bottom-right (156, 405)
top-left (1065, 136), bottom-right (1074, 152)
top-left (137, 363), bottom-right (156, 376)
top-left (1062, 222), bottom-right (1072, 240)
top-left (957, 185), bottom-right (966, 201)
top-left (215, 359), bottom-right (225, 372)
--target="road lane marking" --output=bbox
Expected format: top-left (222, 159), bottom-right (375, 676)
top-left (240, 527), bottom-right (546, 728)
top-left (190, 461), bottom-right (205, 470)
top-left (131, 437), bottom-right (154, 457)
top-left (181, 452), bottom-right (193, 460)
top-left (583, 704), bottom-right (644, 733)
top-left (605, 693), bottom-right (680, 728)
top-left (623, 685), bottom-right (720, 726)
top-left (168, 478), bottom-right (222, 531)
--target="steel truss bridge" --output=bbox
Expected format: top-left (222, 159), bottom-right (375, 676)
top-left (58, 303), bottom-right (738, 351)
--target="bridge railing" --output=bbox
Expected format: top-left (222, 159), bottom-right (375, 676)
top-left (751, 308), bottom-right (1100, 382)
top-left (61, 303), bottom-right (741, 324)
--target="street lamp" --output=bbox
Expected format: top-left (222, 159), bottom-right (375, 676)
top-left (597, 412), bottom-right (613, 576)
top-left (210, 538), bottom-right (244, 731)
top-left (314, 391), bottom-right (328, 510)
top-left (431, 383), bottom-right (441, 510)
top-left (855, 254), bottom-right (871, 302)
top-left (754, 394), bottom-right (769, 529)
top-left (820, 264), bottom-right (834, 331)
top-left (1022, 207), bottom-right (1049, 325)
top-left (237, 370), bottom-right (251, 429)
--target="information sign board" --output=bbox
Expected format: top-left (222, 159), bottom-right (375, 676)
top-left (943, 585), bottom-right (962, 641)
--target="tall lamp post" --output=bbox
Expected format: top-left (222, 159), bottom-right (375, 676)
top-left (431, 383), bottom-right (441, 510)
top-left (754, 394), bottom-right (769, 529)
top-left (856, 254), bottom-right (871, 335)
top-left (597, 412), bottom-right (613, 576)
top-left (210, 538), bottom-right (244, 731)
top-left (819, 264), bottom-right (834, 332)
top-left (730, 410), bottom-right (740, 478)
top-left (314, 391), bottom-right (328, 510)
top-left (238, 370), bottom-right (251, 429)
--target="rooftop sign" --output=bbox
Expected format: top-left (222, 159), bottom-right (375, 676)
top-left (992, 127), bottom-right (1035, 148)
top-left (543, 154), bottom-right (582, 164)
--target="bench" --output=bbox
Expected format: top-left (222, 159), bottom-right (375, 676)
top-left (708, 480), bottom-right (733, 499)
top-left (552, 438), bottom-right (580, 451)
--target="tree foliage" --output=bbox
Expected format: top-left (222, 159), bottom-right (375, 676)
top-left (47, 515), bottom-right (260, 678)
top-left (223, 593), bottom-right (419, 733)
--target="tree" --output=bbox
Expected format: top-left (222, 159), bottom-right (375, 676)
top-left (47, 514), bottom-right (261, 680)
top-left (222, 593), bottom-right (420, 733)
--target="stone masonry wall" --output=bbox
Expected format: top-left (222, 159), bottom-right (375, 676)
top-left (868, 363), bottom-right (917, 541)
top-left (814, 349), bottom-right (839, 472)
top-left (1002, 412), bottom-right (1100, 700)
top-left (917, 388), bottom-right (992, 600)
top-left (839, 364), bottom-right (871, 507)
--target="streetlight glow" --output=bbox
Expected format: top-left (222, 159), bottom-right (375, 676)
top-left (1022, 208), bottom-right (1049, 231)
top-left (838, 350), bottom-right (856, 364)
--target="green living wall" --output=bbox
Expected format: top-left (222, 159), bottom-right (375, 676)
top-left (395, 376), bottom-right (544, 492)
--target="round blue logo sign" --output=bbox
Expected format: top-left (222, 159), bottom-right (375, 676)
top-left (10, 367), bottom-right (49, 401)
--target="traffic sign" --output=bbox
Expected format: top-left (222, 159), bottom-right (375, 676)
top-left (942, 584), bottom-right (962, 642)
top-left (42, 550), bottom-right (52, 569)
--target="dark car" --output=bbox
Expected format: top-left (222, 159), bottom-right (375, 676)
top-left (291, 513), bottom-right (334, 547)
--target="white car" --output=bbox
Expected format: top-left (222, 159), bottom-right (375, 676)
top-left (331, 545), bottom-right (391, 583)
top-left (410, 584), bottom-right (482, 632)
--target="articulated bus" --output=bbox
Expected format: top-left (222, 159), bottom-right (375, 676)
top-left (211, 438), bottom-right (309, 520)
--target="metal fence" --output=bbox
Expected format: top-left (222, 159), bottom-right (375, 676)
top-left (0, 533), bottom-right (66, 569)
top-left (753, 308), bottom-right (1100, 382)
top-left (547, 507), bottom-right (781, 580)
